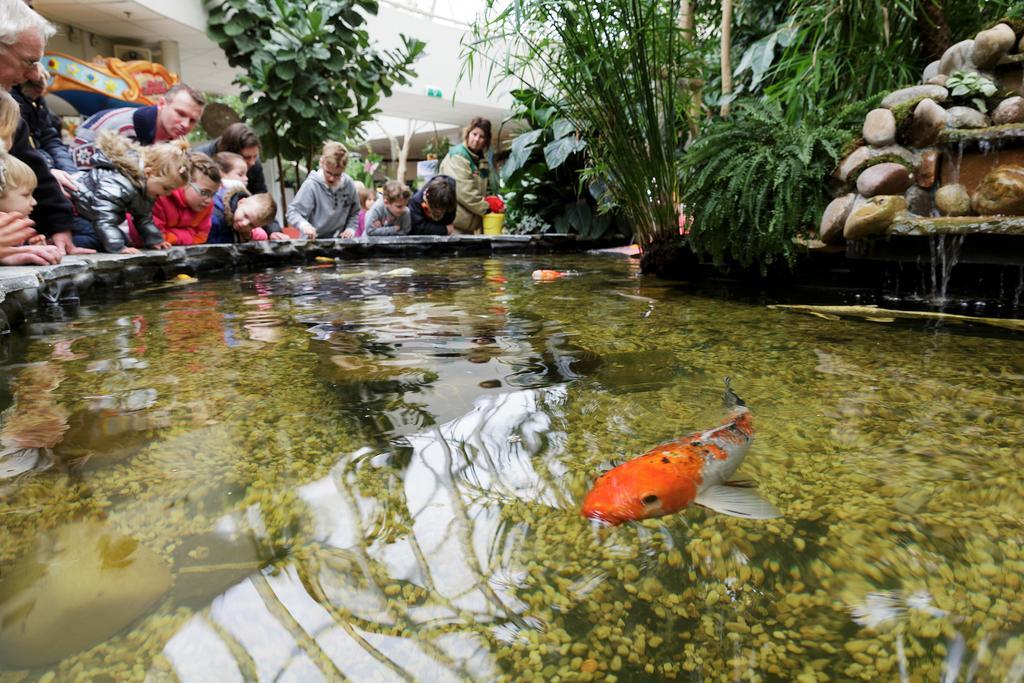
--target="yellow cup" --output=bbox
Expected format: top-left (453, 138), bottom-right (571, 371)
top-left (482, 213), bottom-right (505, 235)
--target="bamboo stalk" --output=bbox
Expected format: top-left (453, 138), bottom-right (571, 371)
top-left (720, 0), bottom-right (733, 118)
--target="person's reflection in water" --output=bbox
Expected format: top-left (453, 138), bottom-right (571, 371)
top-left (0, 363), bottom-right (68, 479)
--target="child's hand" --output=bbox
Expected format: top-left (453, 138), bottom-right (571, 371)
top-left (120, 247), bottom-right (141, 255)
top-left (28, 234), bottom-right (47, 245)
top-left (372, 220), bottom-right (382, 227)
top-left (0, 244), bottom-right (62, 266)
top-left (301, 225), bottom-right (317, 239)
top-left (151, 240), bottom-right (172, 250)
top-left (0, 212), bottom-right (37, 249)
top-left (340, 229), bottom-right (356, 239)
top-left (269, 231), bottom-right (290, 241)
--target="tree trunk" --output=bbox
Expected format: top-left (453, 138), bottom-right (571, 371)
top-left (720, 0), bottom-right (733, 118)
top-left (916, 0), bottom-right (951, 62)
top-left (276, 151), bottom-right (288, 220)
top-left (679, 0), bottom-right (693, 32)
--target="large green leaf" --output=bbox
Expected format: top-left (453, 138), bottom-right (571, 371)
top-left (543, 136), bottom-right (586, 170)
top-left (502, 129), bottom-right (544, 181)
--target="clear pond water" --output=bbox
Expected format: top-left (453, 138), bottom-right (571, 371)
top-left (0, 254), bottom-right (1022, 681)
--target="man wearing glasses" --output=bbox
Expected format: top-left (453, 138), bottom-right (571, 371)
top-left (150, 153), bottom-right (221, 245)
top-left (0, 0), bottom-right (93, 258)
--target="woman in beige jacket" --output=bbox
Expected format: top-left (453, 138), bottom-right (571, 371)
top-left (438, 117), bottom-right (492, 234)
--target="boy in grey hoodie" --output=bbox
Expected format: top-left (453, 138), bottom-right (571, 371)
top-left (286, 141), bottom-right (360, 238)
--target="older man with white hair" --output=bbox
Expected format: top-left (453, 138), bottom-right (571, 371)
top-left (0, 0), bottom-right (92, 258)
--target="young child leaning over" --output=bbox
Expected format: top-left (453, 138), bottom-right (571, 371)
top-left (206, 185), bottom-right (277, 244)
top-left (0, 91), bottom-right (61, 266)
top-left (355, 183), bottom-right (374, 237)
top-left (364, 180), bottom-right (412, 237)
top-left (286, 141), bottom-right (359, 239)
top-left (69, 131), bottom-right (189, 254)
top-left (0, 145), bottom-right (62, 266)
top-left (409, 174), bottom-right (458, 236)
top-left (152, 153), bottom-right (220, 246)
top-left (214, 152), bottom-right (248, 189)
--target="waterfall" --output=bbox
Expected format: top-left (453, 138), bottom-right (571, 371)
top-left (927, 234), bottom-right (966, 308)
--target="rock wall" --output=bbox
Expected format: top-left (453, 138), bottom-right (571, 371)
top-left (819, 21), bottom-right (1024, 244)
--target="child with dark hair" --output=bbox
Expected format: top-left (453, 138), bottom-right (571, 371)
top-left (409, 175), bottom-right (457, 236)
top-left (364, 180), bottom-right (412, 237)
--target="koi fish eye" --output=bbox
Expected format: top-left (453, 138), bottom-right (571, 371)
top-left (641, 493), bottom-right (660, 506)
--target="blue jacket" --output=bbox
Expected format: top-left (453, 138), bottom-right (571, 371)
top-left (409, 175), bottom-right (456, 236)
top-left (11, 86), bottom-right (77, 174)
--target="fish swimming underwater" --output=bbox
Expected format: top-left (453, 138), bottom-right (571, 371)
top-left (581, 379), bottom-right (780, 525)
top-left (532, 269), bottom-right (576, 281)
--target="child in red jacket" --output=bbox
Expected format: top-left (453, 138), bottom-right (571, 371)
top-left (153, 153), bottom-right (221, 245)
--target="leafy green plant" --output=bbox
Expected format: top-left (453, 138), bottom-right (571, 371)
top-left (679, 102), bottom-right (853, 270)
top-left (346, 149), bottom-right (383, 187)
top-left (464, 0), bottom-right (702, 252)
top-left (205, 0), bottom-right (424, 211)
top-left (421, 135), bottom-right (451, 160)
top-left (945, 71), bottom-right (999, 112)
top-left (498, 90), bottom-right (621, 239)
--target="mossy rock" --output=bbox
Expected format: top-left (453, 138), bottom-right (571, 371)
top-left (843, 154), bottom-right (915, 194)
top-left (839, 136), bottom-right (865, 161)
top-left (937, 122), bottom-right (1024, 147)
top-left (891, 96), bottom-right (929, 146)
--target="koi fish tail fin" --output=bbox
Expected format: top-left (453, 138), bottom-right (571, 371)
top-left (723, 377), bottom-right (746, 409)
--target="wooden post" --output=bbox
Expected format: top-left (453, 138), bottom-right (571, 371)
top-left (720, 0), bottom-right (733, 118)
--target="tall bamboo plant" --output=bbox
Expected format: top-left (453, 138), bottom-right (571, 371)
top-left (463, 0), bottom-right (704, 250)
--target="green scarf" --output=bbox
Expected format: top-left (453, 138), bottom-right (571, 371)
top-left (448, 144), bottom-right (489, 179)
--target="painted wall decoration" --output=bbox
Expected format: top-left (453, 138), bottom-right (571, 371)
top-left (44, 53), bottom-right (179, 116)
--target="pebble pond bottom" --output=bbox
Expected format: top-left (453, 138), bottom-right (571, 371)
top-left (0, 255), bottom-right (1022, 681)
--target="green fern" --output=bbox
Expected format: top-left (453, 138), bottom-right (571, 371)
top-left (680, 101), bottom-right (854, 270)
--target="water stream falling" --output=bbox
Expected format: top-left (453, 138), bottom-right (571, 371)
top-left (928, 234), bottom-right (966, 307)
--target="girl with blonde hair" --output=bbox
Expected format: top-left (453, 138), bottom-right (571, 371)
top-left (69, 131), bottom-right (190, 253)
top-left (0, 91), bottom-right (62, 265)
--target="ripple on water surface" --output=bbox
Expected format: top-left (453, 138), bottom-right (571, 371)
top-left (0, 255), bottom-right (1022, 681)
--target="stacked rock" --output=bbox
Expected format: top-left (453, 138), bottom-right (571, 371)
top-left (819, 21), bottom-right (1024, 244)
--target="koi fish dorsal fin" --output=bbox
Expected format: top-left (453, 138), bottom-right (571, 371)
top-left (723, 377), bottom-right (746, 408)
top-left (695, 483), bottom-right (780, 519)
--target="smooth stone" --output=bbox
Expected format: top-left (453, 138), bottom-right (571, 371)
top-left (972, 165), bottom-right (1024, 216)
top-left (916, 150), bottom-right (939, 188)
top-left (844, 195), bottom-right (907, 239)
top-left (935, 184), bottom-right (973, 216)
top-left (922, 60), bottom-right (940, 83)
top-left (992, 96), bottom-right (1024, 125)
top-left (925, 74), bottom-right (949, 87)
top-left (908, 98), bottom-right (948, 147)
top-left (881, 84), bottom-right (948, 109)
top-left (905, 186), bottom-right (934, 216)
top-left (946, 106), bottom-right (991, 129)
top-left (971, 23), bottom-right (1017, 69)
top-left (819, 194), bottom-right (856, 244)
top-left (857, 163), bottom-right (913, 197)
top-left (938, 39), bottom-right (976, 75)
top-left (837, 146), bottom-right (872, 182)
top-left (0, 521), bottom-right (173, 668)
top-left (863, 108), bottom-right (897, 147)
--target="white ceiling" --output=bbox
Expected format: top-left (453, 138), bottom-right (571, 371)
top-left (33, 0), bottom-right (515, 154)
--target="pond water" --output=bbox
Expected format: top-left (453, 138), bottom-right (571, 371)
top-left (0, 254), bottom-right (1022, 682)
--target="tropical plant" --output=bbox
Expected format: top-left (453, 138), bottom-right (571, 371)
top-left (945, 71), bottom-right (999, 113)
top-left (464, 0), bottom-right (704, 253)
top-left (205, 0), bottom-right (425, 211)
top-left (499, 89), bottom-right (625, 240)
top-left (679, 102), bottom-right (859, 270)
top-left (421, 135), bottom-right (451, 161)
top-left (721, 0), bottom-right (1024, 121)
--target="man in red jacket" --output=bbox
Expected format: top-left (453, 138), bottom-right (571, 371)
top-left (151, 153), bottom-right (220, 246)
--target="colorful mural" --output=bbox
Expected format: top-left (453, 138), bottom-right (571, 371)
top-left (44, 53), bottom-right (179, 116)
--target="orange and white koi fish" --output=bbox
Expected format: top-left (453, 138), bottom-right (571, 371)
top-left (532, 269), bottom-right (576, 281)
top-left (581, 379), bottom-right (779, 525)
